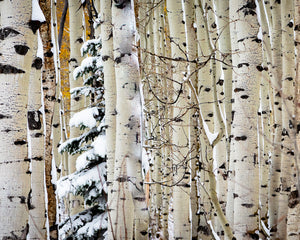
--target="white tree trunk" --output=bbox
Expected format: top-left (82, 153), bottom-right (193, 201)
top-left (230, 1), bottom-right (262, 239)
top-left (0, 0), bottom-right (35, 238)
top-left (110, 1), bottom-right (149, 239)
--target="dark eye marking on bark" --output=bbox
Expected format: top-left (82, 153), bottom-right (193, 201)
top-left (204, 87), bottom-right (211, 92)
top-left (14, 139), bottom-right (27, 145)
top-left (287, 21), bottom-right (293, 28)
top-left (28, 111), bottom-right (42, 130)
top-left (216, 79), bottom-right (224, 86)
top-left (256, 65), bottom-right (264, 71)
top-left (28, 20), bottom-right (44, 33)
top-left (19, 196), bottom-right (26, 204)
top-left (288, 190), bottom-right (299, 208)
top-left (237, 0), bottom-right (256, 16)
top-left (32, 57), bottom-right (43, 69)
top-left (0, 63), bottom-right (25, 74)
top-left (234, 88), bottom-right (245, 92)
top-left (295, 24), bottom-right (300, 31)
top-left (0, 113), bottom-right (11, 119)
top-left (114, 0), bottom-right (130, 9)
top-left (237, 63), bottom-right (249, 68)
top-left (44, 50), bottom-right (53, 58)
top-left (32, 156), bottom-right (43, 161)
top-left (241, 203), bottom-right (254, 208)
top-left (0, 27), bottom-right (20, 40)
top-left (76, 37), bottom-right (83, 43)
top-left (235, 135), bottom-right (247, 141)
top-left (14, 45), bottom-right (30, 55)
top-left (102, 55), bottom-right (109, 61)
top-left (241, 95), bottom-right (249, 99)
top-left (27, 189), bottom-right (35, 210)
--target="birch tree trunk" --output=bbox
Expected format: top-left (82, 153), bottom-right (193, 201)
top-left (100, 0), bottom-right (116, 238)
top-left (27, 31), bottom-right (47, 240)
top-left (110, 0), bottom-right (149, 239)
top-left (183, 1), bottom-right (200, 239)
top-left (268, 1), bottom-right (283, 237)
top-left (288, 1), bottom-right (300, 239)
top-left (67, 0), bottom-right (85, 216)
top-left (166, 0), bottom-right (191, 239)
top-left (279, 1), bottom-right (297, 239)
top-left (0, 0), bottom-right (36, 238)
top-left (230, 1), bottom-right (262, 239)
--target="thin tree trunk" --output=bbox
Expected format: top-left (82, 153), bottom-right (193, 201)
top-left (39, 0), bottom-right (58, 238)
top-left (100, 0), bottom-right (116, 238)
top-left (28, 31), bottom-right (47, 240)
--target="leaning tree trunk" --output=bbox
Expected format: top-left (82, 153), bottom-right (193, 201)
top-left (110, 0), bottom-right (149, 239)
top-left (230, 1), bottom-right (262, 239)
top-left (0, 0), bottom-right (38, 238)
top-left (39, 0), bottom-right (58, 238)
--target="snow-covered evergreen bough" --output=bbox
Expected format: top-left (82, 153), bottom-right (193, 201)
top-left (57, 38), bottom-right (107, 240)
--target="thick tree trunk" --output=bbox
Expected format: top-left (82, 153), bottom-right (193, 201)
top-left (110, 1), bottom-right (149, 239)
top-left (0, 0), bottom-right (36, 238)
top-left (230, 1), bottom-right (262, 239)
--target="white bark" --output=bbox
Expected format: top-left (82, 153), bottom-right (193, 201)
top-left (110, 1), bottom-right (149, 239)
top-left (0, 0), bottom-right (35, 238)
top-left (230, 1), bottom-right (262, 239)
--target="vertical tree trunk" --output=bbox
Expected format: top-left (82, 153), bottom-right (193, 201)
top-left (110, 0), bottom-right (149, 239)
top-left (100, 0), bottom-right (116, 238)
top-left (67, 0), bottom-right (85, 216)
top-left (230, 1), bottom-right (262, 239)
top-left (28, 31), bottom-right (47, 239)
top-left (184, 0), bottom-right (200, 239)
top-left (0, 0), bottom-right (36, 238)
top-left (39, 0), bottom-right (58, 238)
top-left (166, 0), bottom-right (191, 239)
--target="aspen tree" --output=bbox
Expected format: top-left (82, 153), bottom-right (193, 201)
top-left (100, 0), bottom-right (116, 239)
top-left (195, 1), bottom-right (215, 237)
top-left (213, 0), bottom-right (233, 236)
top-left (147, 1), bottom-right (164, 236)
top-left (39, 0), bottom-right (59, 237)
top-left (257, 2), bottom-right (272, 236)
top-left (183, 0), bottom-right (200, 238)
top-left (110, 0), bottom-right (149, 238)
top-left (277, 1), bottom-right (296, 238)
top-left (268, 1), bottom-right (283, 237)
top-left (166, 0), bottom-right (191, 238)
top-left (229, 0), bottom-right (262, 239)
top-left (289, 1), bottom-right (300, 239)
top-left (67, 0), bottom-right (85, 216)
top-left (27, 32), bottom-right (47, 239)
top-left (0, 0), bottom-right (37, 238)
